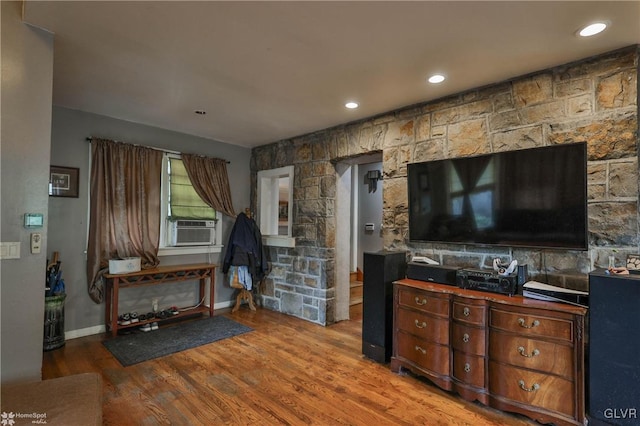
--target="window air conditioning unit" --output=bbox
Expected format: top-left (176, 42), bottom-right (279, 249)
top-left (170, 220), bottom-right (216, 246)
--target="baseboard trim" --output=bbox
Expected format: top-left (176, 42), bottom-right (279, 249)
top-left (65, 300), bottom-right (235, 340)
top-left (65, 325), bottom-right (106, 340)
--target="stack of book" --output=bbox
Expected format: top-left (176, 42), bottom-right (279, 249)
top-left (523, 281), bottom-right (589, 308)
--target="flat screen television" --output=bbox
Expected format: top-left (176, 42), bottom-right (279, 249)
top-left (407, 143), bottom-right (588, 250)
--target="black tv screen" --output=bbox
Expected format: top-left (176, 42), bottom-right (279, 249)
top-left (407, 143), bottom-right (588, 250)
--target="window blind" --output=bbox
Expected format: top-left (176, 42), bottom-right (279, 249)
top-left (169, 158), bottom-right (216, 220)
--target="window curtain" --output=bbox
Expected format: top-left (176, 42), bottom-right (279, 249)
top-left (181, 154), bottom-right (236, 218)
top-left (86, 138), bottom-right (163, 303)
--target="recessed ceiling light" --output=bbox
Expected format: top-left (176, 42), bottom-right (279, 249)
top-left (428, 74), bottom-right (446, 84)
top-left (345, 102), bottom-right (359, 109)
top-left (578, 22), bottom-right (608, 37)
top-left (194, 110), bottom-right (206, 115)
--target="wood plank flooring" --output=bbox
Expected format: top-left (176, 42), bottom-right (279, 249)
top-left (42, 308), bottom-right (535, 425)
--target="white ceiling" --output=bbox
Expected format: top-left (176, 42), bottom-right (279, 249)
top-left (23, 1), bottom-right (640, 148)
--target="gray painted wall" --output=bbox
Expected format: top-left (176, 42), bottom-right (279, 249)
top-left (1, 1), bottom-right (54, 383)
top-left (357, 162), bottom-right (383, 270)
top-left (48, 106), bottom-right (252, 336)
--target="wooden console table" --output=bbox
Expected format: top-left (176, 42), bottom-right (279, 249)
top-left (104, 263), bottom-right (216, 337)
top-left (392, 279), bottom-right (587, 426)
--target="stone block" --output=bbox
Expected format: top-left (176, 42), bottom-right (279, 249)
top-left (493, 92), bottom-right (514, 112)
top-left (308, 258), bottom-right (322, 277)
top-left (609, 160), bottom-right (638, 198)
top-left (294, 142), bottom-right (312, 163)
top-left (520, 100), bottom-right (565, 124)
top-left (335, 131), bottom-right (349, 158)
top-left (489, 110), bottom-right (522, 131)
top-left (303, 296), bottom-right (317, 306)
top-left (415, 113), bottom-right (431, 142)
top-left (281, 292), bottom-right (303, 317)
top-left (261, 297), bottom-right (280, 311)
top-left (431, 125), bottom-right (447, 138)
top-left (383, 178), bottom-right (407, 211)
top-left (312, 141), bottom-right (328, 161)
top-left (432, 99), bottom-right (492, 126)
top-left (567, 94), bottom-right (593, 116)
top-left (305, 186), bottom-right (319, 200)
top-left (554, 78), bottom-right (592, 98)
top-left (589, 202), bottom-right (639, 246)
top-left (313, 161), bottom-right (333, 177)
top-left (448, 119), bottom-right (490, 157)
top-left (372, 124), bottom-right (386, 151)
top-left (293, 257), bottom-right (308, 274)
top-left (383, 120), bottom-right (415, 147)
top-left (596, 70), bottom-right (637, 110)
top-left (320, 176), bottom-right (336, 198)
top-left (549, 115), bottom-right (637, 161)
top-left (492, 126), bottom-right (542, 152)
top-left (262, 278), bottom-right (275, 297)
top-left (513, 73), bottom-right (553, 107)
top-left (303, 304), bottom-right (319, 322)
top-left (414, 139), bottom-right (445, 162)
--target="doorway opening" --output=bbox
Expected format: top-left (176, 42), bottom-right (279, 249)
top-left (335, 153), bottom-right (383, 322)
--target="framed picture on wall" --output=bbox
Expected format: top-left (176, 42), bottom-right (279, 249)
top-left (49, 166), bottom-right (79, 198)
top-left (279, 201), bottom-right (288, 221)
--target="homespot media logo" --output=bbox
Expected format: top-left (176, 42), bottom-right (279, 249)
top-left (604, 407), bottom-right (637, 420)
top-left (1, 411), bottom-right (48, 425)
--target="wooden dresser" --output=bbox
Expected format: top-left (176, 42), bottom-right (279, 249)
top-left (391, 279), bottom-right (587, 426)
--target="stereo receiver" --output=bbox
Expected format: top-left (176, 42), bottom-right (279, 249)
top-left (456, 269), bottom-right (518, 296)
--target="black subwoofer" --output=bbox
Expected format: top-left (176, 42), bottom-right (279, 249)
top-left (588, 271), bottom-right (640, 425)
top-left (362, 251), bottom-right (407, 363)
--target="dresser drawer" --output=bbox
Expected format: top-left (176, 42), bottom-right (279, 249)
top-left (490, 308), bottom-right (573, 342)
top-left (396, 307), bottom-right (449, 345)
top-left (453, 351), bottom-right (485, 388)
top-left (452, 298), bottom-right (486, 326)
top-left (398, 287), bottom-right (449, 317)
top-left (488, 361), bottom-right (574, 418)
top-left (396, 330), bottom-right (449, 376)
top-left (451, 323), bottom-right (485, 356)
top-left (489, 332), bottom-right (574, 378)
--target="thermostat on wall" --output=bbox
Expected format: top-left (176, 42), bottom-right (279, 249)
top-left (24, 213), bottom-right (44, 228)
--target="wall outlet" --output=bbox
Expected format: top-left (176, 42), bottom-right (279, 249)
top-left (152, 298), bottom-right (158, 312)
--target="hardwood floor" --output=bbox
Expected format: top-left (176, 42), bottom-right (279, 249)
top-left (43, 308), bottom-right (535, 425)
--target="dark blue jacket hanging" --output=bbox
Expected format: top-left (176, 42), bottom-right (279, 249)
top-left (222, 212), bottom-right (268, 282)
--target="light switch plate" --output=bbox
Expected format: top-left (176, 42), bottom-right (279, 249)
top-left (0, 242), bottom-right (21, 259)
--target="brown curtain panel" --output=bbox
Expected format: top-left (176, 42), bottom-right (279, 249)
top-left (181, 154), bottom-right (236, 218)
top-left (86, 139), bottom-right (163, 303)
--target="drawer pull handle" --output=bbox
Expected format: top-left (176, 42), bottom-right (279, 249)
top-left (517, 346), bottom-right (540, 358)
top-left (518, 318), bottom-right (540, 329)
top-left (415, 297), bottom-right (427, 306)
top-left (464, 363), bottom-right (471, 373)
top-left (414, 345), bottom-right (427, 355)
top-left (463, 307), bottom-right (470, 317)
top-left (414, 319), bottom-right (427, 329)
top-left (518, 380), bottom-right (540, 392)
top-left (462, 333), bottom-right (470, 343)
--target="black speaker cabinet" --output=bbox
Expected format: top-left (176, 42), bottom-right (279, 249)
top-left (362, 251), bottom-right (407, 363)
top-left (588, 271), bottom-right (640, 425)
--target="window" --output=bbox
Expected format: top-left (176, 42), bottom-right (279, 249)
top-left (159, 154), bottom-right (222, 254)
top-left (257, 166), bottom-right (295, 247)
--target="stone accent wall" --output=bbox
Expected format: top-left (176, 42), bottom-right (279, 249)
top-left (252, 46), bottom-right (639, 325)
